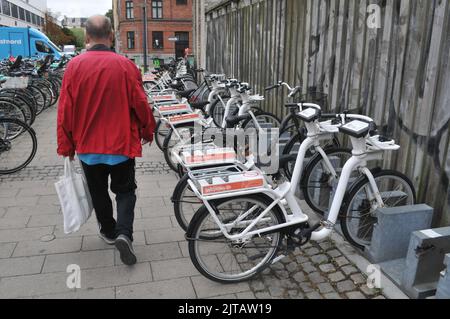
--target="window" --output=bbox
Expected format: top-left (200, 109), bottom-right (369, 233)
top-left (31, 13), bottom-right (36, 25)
top-left (175, 32), bottom-right (189, 42)
top-left (152, 31), bottom-right (163, 49)
top-left (125, 1), bottom-right (134, 19)
top-left (176, 0), bottom-right (187, 4)
top-left (25, 10), bottom-right (31, 23)
top-left (126, 31), bottom-right (135, 49)
top-left (19, 7), bottom-right (25, 20)
top-left (152, 0), bottom-right (162, 19)
top-left (2, 0), bottom-right (11, 16)
top-left (10, 3), bottom-right (18, 18)
top-left (35, 41), bottom-right (53, 54)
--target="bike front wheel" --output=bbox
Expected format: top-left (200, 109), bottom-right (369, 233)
top-left (340, 170), bottom-right (416, 250)
top-left (187, 194), bottom-right (285, 283)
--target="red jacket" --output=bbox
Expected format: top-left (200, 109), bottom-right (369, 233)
top-left (57, 48), bottom-right (155, 158)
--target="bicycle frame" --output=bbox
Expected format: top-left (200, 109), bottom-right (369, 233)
top-left (187, 113), bottom-right (395, 243)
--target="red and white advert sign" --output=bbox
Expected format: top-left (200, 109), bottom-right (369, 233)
top-left (158, 104), bottom-right (191, 114)
top-left (152, 95), bottom-right (176, 102)
top-left (183, 149), bottom-right (236, 165)
top-left (168, 113), bottom-right (201, 124)
top-left (199, 171), bottom-right (264, 195)
top-left (143, 74), bottom-right (156, 82)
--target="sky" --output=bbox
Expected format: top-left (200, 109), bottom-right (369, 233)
top-left (47, 0), bottom-right (112, 19)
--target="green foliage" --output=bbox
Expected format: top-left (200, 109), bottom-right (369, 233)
top-left (71, 28), bottom-right (86, 49)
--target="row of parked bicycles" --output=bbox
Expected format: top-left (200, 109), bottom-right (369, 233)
top-left (145, 60), bottom-right (417, 283)
top-left (0, 55), bottom-right (68, 175)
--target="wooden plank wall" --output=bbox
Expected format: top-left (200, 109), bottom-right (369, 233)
top-left (205, 0), bottom-right (450, 227)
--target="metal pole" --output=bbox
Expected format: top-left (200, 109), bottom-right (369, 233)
top-left (143, 0), bottom-right (148, 73)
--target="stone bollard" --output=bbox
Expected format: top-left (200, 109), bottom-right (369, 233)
top-left (366, 204), bottom-right (434, 263)
top-left (402, 227), bottom-right (450, 299)
top-left (436, 254), bottom-right (450, 299)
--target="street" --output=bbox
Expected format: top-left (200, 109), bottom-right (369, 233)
top-left (0, 105), bottom-right (388, 299)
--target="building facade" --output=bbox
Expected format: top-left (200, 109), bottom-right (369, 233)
top-left (113, 0), bottom-right (193, 67)
top-left (62, 17), bottom-right (87, 29)
top-left (0, 0), bottom-right (47, 31)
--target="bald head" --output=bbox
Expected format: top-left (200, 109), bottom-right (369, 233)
top-left (86, 15), bottom-right (112, 41)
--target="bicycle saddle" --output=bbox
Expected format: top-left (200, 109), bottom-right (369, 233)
top-left (225, 114), bottom-right (252, 128)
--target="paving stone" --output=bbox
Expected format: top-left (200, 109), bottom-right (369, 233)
top-left (0, 226), bottom-right (54, 243)
top-left (209, 294), bottom-right (238, 299)
top-left (249, 280), bottom-right (266, 292)
top-left (308, 272), bottom-right (326, 284)
top-left (279, 279), bottom-right (298, 289)
top-left (144, 228), bottom-right (186, 244)
top-left (311, 254), bottom-right (329, 265)
top-left (42, 250), bottom-right (115, 273)
top-left (17, 186), bottom-right (57, 197)
top-left (300, 262), bottom-right (316, 274)
top-left (0, 216), bottom-right (30, 230)
top-left (270, 262), bottom-right (284, 271)
top-left (317, 283), bottom-right (335, 294)
top-left (268, 286), bottom-right (285, 298)
top-left (0, 256), bottom-right (45, 277)
top-left (350, 273), bottom-right (366, 285)
top-left (324, 293), bottom-right (343, 299)
top-left (341, 265), bottom-right (359, 276)
top-left (33, 287), bottom-right (116, 299)
top-left (299, 282), bottom-right (314, 293)
top-left (116, 277), bottom-right (196, 299)
top-left (293, 272), bottom-right (307, 283)
top-left (327, 249), bottom-right (342, 258)
top-left (236, 291), bottom-right (256, 299)
top-left (328, 271), bottom-right (346, 283)
top-left (334, 256), bottom-right (350, 267)
top-left (82, 263), bottom-right (153, 289)
top-left (336, 280), bottom-right (357, 293)
top-left (0, 242), bottom-right (16, 258)
top-left (0, 207), bottom-right (6, 218)
top-left (191, 275), bottom-right (250, 298)
top-left (275, 270), bottom-right (290, 279)
top-left (4, 205), bottom-right (60, 218)
top-left (27, 214), bottom-right (62, 228)
top-left (306, 291), bottom-right (323, 299)
top-left (114, 242), bottom-right (182, 265)
top-left (0, 196), bottom-right (39, 208)
top-left (151, 257), bottom-right (199, 281)
top-left (318, 241), bottom-right (334, 251)
top-left (295, 255), bottom-right (309, 264)
top-left (304, 247), bottom-right (320, 256)
top-left (286, 262), bottom-right (298, 273)
top-left (255, 292), bottom-right (272, 299)
top-left (13, 237), bottom-right (82, 257)
top-left (319, 263), bottom-right (336, 273)
top-left (359, 285), bottom-right (378, 297)
top-left (133, 217), bottom-right (173, 231)
top-left (346, 291), bottom-right (367, 299)
top-left (0, 272), bottom-right (73, 298)
top-left (372, 295), bottom-right (386, 299)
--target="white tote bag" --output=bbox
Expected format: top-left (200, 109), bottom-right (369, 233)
top-left (55, 158), bottom-right (94, 234)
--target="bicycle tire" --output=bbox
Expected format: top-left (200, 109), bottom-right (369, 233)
top-left (340, 169), bottom-right (416, 250)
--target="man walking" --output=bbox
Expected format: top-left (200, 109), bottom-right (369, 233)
top-left (57, 15), bottom-right (155, 266)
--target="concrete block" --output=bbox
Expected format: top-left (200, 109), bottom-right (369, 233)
top-left (113, 242), bottom-right (182, 265)
top-left (0, 226), bottom-right (54, 243)
top-left (436, 254), bottom-right (450, 299)
top-left (151, 257), bottom-right (199, 281)
top-left (0, 243), bottom-right (16, 258)
top-left (402, 227), bottom-right (450, 299)
top-left (42, 250), bottom-right (115, 273)
top-left (13, 237), bottom-right (82, 257)
top-left (367, 205), bottom-right (433, 263)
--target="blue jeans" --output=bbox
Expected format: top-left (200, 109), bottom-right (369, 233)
top-left (81, 159), bottom-right (137, 241)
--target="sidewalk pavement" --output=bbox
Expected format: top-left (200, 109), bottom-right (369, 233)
top-left (0, 106), bottom-right (394, 299)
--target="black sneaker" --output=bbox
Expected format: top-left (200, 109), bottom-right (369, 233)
top-left (99, 232), bottom-right (116, 245)
top-left (115, 235), bottom-right (137, 266)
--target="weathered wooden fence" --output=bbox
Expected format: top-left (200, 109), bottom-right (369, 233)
top-left (205, 0), bottom-right (450, 226)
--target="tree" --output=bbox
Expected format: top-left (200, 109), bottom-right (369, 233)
top-left (106, 9), bottom-right (114, 30)
top-left (44, 12), bottom-right (74, 47)
top-left (71, 28), bottom-right (86, 49)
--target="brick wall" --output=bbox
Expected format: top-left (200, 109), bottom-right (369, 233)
top-left (116, 0), bottom-right (193, 64)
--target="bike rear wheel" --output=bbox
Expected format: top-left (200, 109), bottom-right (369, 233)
top-left (187, 194), bottom-right (285, 283)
